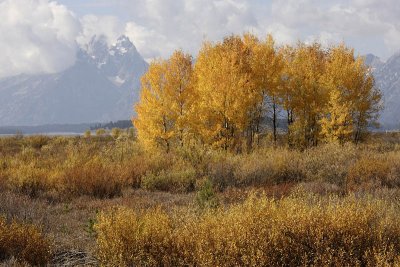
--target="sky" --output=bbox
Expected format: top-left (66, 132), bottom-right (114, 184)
top-left (1, 0), bottom-right (400, 78)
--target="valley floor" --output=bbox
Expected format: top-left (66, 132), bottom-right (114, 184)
top-left (1, 134), bottom-right (400, 266)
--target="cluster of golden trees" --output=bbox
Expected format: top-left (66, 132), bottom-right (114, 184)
top-left (134, 34), bottom-right (382, 152)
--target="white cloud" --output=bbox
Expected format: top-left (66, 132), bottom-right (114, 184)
top-left (77, 14), bottom-right (124, 47)
top-left (116, 0), bottom-right (400, 60)
top-left (268, 0), bottom-right (400, 58)
top-left (122, 0), bottom-right (259, 59)
top-left (1, 0), bottom-right (400, 79)
top-left (124, 21), bottom-right (173, 61)
top-left (0, 0), bottom-right (81, 78)
top-left (264, 23), bottom-right (297, 46)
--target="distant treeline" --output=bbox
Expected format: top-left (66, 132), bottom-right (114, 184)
top-left (90, 120), bottom-right (133, 131)
top-left (0, 123), bottom-right (94, 135)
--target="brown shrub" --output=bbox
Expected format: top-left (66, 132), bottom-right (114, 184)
top-left (302, 143), bottom-right (357, 186)
top-left (61, 157), bottom-right (125, 199)
top-left (0, 217), bottom-right (51, 266)
top-left (7, 163), bottom-right (54, 198)
top-left (347, 156), bottom-right (392, 191)
top-left (117, 160), bottom-right (143, 188)
top-left (141, 161), bottom-right (196, 193)
top-left (235, 148), bottom-right (305, 187)
top-left (25, 135), bottom-right (50, 150)
top-left (207, 154), bottom-right (239, 190)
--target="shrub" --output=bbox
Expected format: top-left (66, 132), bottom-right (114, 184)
top-left (0, 217), bottom-right (51, 265)
top-left (141, 164), bottom-right (196, 193)
top-left (95, 207), bottom-right (175, 266)
top-left (25, 135), bottom-right (50, 150)
top-left (95, 128), bottom-right (107, 137)
top-left (83, 130), bottom-right (91, 138)
top-left (195, 178), bottom-right (219, 210)
top-left (0, 159), bottom-right (8, 191)
top-left (302, 143), bottom-right (357, 186)
top-left (61, 157), bottom-right (124, 198)
top-left (207, 154), bottom-right (239, 190)
top-left (117, 160), bottom-right (145, 188)
top-left (234, 148), bottom-right (305, 187)
top-left (7, 163), bottom-right (54, 198)
top-left (111, 128), bottom-right (122, 139)
top-left (96, 194), bottom-right (400, 266)
top-left (346, 156), bottom-right (392, 191)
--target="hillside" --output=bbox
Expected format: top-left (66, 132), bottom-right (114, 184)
top-left (369, 53), bottom-right (400, 129)
top-left (0, 35), bottom-right (148, 126)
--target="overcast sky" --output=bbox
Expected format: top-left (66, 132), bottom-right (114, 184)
top-left (1, 0), bottom-right (400, 78)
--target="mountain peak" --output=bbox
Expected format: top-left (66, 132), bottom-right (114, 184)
top-left (364, 54), bottom-right (383, 70)
top-left (0, 34), bottom-right (148, 126)
top-left (111, 35), bottom-right (137, 56)
top-left (116, 35), bottom-right (132, 46)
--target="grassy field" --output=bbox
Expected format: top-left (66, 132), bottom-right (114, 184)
top-left (1, 133), bottom-right (400, 266)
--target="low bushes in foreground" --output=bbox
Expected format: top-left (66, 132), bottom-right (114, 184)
top-left (0, 217), bottom-right (51, 266)
top-left (95, 193), bottom-right (400, 266)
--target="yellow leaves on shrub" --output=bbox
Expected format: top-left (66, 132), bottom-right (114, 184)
top-left (7, 163), bottom-right (55, 198)
top-left (0, 217), bottom-right (51, 265)
top-left (95, 207), bottom-right (174, 266)
top-left (61, 157), bottom-right (125, 199)
top-left (346, 154), bottom-right (400, 191)
top-left (95, 194), bottom-right (400, 266)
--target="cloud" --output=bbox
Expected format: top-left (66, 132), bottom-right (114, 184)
top-left (113, 0), bottom-right (400, 60)
top-left (1, 0), bottom-right (400, 79)
top-left (122, 0), bottom-right (259, 59)
top-left (267, 0), bottom-right (400, 58)
top-left (0, 0), bottom-right (81, 78)
top-left (77, 14), bottom-right (124, 47)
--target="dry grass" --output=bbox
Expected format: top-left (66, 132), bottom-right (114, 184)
top-left (1, 134), bottom-right (400, 265)
top-left (1, 135), bottom-right (400, 198)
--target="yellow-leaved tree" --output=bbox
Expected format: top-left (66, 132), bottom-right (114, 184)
top-left (279, 45), bottom-right (296, 145)
top-left (164, 50), bottom-right (195, 147)
top-left (320, 44), bottom-right (382, 144)
top-left (192, 36), bottom-right (257, 151)
top-left (134, 35), bottom-right (382, 152)
top-left (134, 59), bottom-right (171, 151)
top-left (285, 43), bottom-right (328, 148)
top-left (320, 87), bottom-right (354, 144)
top-left (350, 56), bottom-right (382, 143)
top-left (134, 51), bottom-right (194, 152)
top-left (249, 34), bottom-right (284, 145)
top-left (320, 45), bottom-right (355, 143)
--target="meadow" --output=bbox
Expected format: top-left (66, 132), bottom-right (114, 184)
top-left (0, 132), bottom-right (400, 266)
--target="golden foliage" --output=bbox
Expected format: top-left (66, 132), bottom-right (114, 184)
top-left (0, 217), bottom-right (51, 265)
top-left (346, 153), bottom-right (400, 191)
top-left (96, 194), bottom-right (400, 266)
top-left (2, 135), bottom-right (400, 198)
top-left (134, 51), bottom-right (194, 152)
top-left (61, 156), bottom-right (126, 199)
top-left (134, 34), bottom-right (381, 150)
top-left (95, 207), bottom-right (175, 266)
top-left (192, 36), bottom-right (258, 150)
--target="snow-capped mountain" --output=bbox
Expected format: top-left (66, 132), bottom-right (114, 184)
top-left (364, 54), bottom-right (384, 72)
top-left (368, 53), bottom-right (400, 129)
top-left (0, 35), bottom-right (148, 126)
top-left (1, 39), bottom-right (399, 129)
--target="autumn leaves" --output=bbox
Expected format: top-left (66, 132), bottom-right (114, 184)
top-left (134, 34), bottom-right (382, 152)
